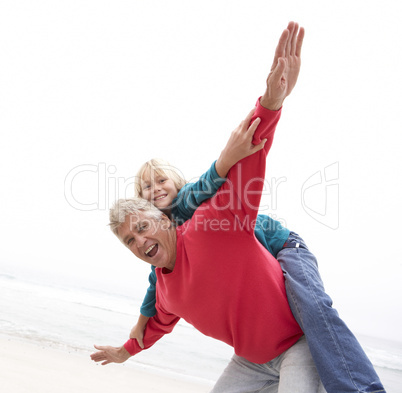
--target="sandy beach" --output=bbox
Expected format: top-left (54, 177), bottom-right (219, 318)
top-left (0, 336), bottom-right (212, 393)
top-left (1, 271), bottom-right (400, 393)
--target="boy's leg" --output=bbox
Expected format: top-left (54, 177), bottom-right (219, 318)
top-left (277, 232), bottom-right (385, 393)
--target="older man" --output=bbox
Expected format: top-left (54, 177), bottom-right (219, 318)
top-left (91, 23), bottom-right (325, 392)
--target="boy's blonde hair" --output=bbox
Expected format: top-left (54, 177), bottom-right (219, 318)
top-left (134, 158), bottom-right (187, 197)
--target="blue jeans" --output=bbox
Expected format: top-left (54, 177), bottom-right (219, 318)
top-left (277, 232), bottom-right (385, 393)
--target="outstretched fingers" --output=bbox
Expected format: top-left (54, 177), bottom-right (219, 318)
top-left (281, 21), bottom-right (304, 58)
top-left (272, 28), bottom-right (290, 70)
top-left (285, 22), bottom-right (295, 56)
top-left (290, 22), bottom-right (299, 55)
top-left (91, 345), bottom-right (109, 363)
top-left (288, 22), bottom-right (304, 58)
top-left (295, 27), bottom-right (305, 57)
top-left (91, 353), bottom-right (106, 362)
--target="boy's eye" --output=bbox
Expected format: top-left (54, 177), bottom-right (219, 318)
top-left (143, 185), bottom-right (150, 190)
top-left (127, 238), bottom-right (134, 246)
top-left (160, 179), bottom-right (166, 183)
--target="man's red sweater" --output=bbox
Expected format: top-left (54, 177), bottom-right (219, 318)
top-left (124, 100), bottom-right (303, 364)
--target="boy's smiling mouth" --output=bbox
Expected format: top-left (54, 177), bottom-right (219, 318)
top-left (154, 194), bottom-right (167, 201)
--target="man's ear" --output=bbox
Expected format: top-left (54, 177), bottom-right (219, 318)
top-left (160, 214), bottom-right (173, 228)
top-left (161, 213), bottom-right (171, 222)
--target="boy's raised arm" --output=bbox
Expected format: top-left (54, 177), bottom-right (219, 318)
top-left (173, 110), bottom-right (267, 223)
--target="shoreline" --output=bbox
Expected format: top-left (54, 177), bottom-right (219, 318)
top-left (0, 335), bottom-right (213, 393)
top-left (1, 334), bottom-right (400, 392)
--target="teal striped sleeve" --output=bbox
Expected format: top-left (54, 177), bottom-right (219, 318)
top-left (171, 161), bottom-right (226, 224)
top-left (139, 266), bottom-right (157, 317)
top-left (254, 214), bottom-right (290, 258)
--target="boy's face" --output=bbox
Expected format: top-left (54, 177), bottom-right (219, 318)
top-left (141, 174), bottom-right (178, 211)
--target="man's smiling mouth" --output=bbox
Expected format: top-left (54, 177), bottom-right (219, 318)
top-left (145, 244), bottom-right (158, 257)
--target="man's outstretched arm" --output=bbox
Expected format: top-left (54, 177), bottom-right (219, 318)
top-left (213, 22), bottom-right (305, 227)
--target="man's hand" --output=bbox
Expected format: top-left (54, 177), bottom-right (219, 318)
top-left (215, 108), bottom-right (264, 178)
top-left (261, 21), bottom-right (305, 110)
top-left (90, 345), bottom-right (131, 366)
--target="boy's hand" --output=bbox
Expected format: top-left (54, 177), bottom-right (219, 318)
top-left (90, 345), bottom-right (131, 365)
top-left (261, 21), bottom-right (304, 110)
top-left (215, 108), bottom-right (264, 178)
top-left (130, 322), bottom-right (146, 349)
top-left (130, 314), bottom-right (150, 349)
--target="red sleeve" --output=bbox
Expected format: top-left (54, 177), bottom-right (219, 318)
top-left (124, 303), bottom-right (180, 356)
top-left (211, 99), bottom-right (282, 231)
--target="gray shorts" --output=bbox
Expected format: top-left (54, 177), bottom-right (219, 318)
top-left (211, 336), bottom-right (326, 393)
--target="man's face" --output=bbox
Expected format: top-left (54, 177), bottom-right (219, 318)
top-left (117, 212), bottom-right (176, 271)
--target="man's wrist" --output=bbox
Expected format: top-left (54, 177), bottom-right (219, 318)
top-left (259, 94), bottom-right (284, 111)
top-left (118, 345), bottom-right (132, 361)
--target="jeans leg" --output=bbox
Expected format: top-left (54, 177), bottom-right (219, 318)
top-left (277, 233), bottom-right (385, 393)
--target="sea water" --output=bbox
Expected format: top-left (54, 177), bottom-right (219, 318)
top-left (0, 266), bottom-right (401, 391)
top-left (0, 265), bottom-right (232, 384)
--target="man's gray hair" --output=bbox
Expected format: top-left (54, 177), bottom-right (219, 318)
top-left (109, 197), bottom-right (163, 237)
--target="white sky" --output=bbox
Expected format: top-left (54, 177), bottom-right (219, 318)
top-left (1, 0), bottom-right (401, 342)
